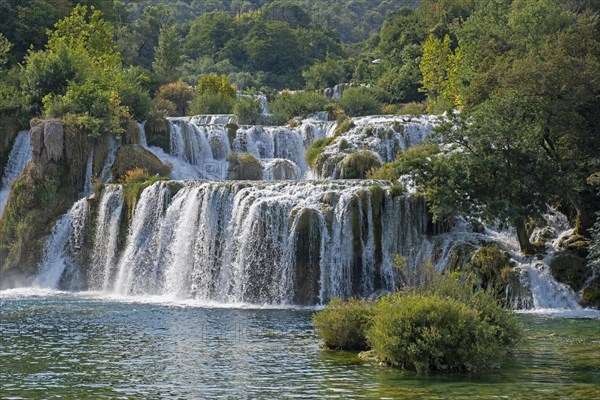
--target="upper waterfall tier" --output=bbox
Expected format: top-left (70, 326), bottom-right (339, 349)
top-left (140, 115), bottom-right (436, 181)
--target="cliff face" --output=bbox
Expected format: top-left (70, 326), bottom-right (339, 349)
top-left (0, 119), bottom-right (89, 280)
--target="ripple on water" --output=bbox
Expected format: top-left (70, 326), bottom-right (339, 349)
top-left (0, 292), bottom-right (599, 399)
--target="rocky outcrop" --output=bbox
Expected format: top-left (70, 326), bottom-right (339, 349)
top-left (549, 251), bottom-right (590, 291)
top-left (112, 144), bottom-right (171, 181)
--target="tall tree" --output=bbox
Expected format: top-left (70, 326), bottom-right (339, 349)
top-left (152, 25), bottom-right (182, 85)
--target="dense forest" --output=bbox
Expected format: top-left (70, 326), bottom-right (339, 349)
top-left (0, 0), bottom-right (599, 290)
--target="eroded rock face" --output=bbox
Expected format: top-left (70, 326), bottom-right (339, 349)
top-left (44, 122), bottom-right (64, 162)
top-left (29, 119), bottom-right (66, 171)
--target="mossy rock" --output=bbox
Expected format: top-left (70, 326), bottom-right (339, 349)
top-left (144, 115), bottom-right (169, 151)
top-left (112, 145), bottom-right (171, 181)
top-left (338, 151), bottom-right (381, 179)
top-left (469, 244), bottom-right (515, 291)
top-left (549, 252), bottom-right (591, 291)
top-left (580, 275), bottom-right (600, 309)
top-left (558, 234), bottom-right (592, 259)
top-left (226, 123), bottom-right (239, 145)
top-left (446, 243), bottom-right (478, 272)
top-left (226, 152), bottom-right (262, 180)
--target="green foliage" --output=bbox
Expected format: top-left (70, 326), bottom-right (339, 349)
top-left (588, 213), bottom-right (600, 273)
top-left (189, 74), bottom-right (236, 115)
top-left (122, 175), bottom-right (168, 221)
top-left (0, 33), bottom-right (11, 69)
top-left (366, 272), bottom-right (522, 372)
top-left (337, 87), bottom-right (382, 117)
top-left (152, 25), bottom-right (182, 85)
top-left (234, 96), bottom-right (263, 125)
top-left (302, 57), bottom-right (346, 90)
top-left (419, 34), bottom-right (460, 113)
top-left (312, 298), bottom-right (374, 350)
top-left (306, 137), bottom-right (334, 168)
top-left (339, 151), bottom-right (382, 179)
top-left (270, 91), bottom-right (327, 125)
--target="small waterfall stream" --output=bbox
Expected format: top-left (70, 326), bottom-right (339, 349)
top-left (0, 130), bottom-right (32, 217)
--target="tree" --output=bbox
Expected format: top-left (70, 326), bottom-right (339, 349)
top-left (152, 25), bottom-right (182, 85)
top-left (189, 73), bottom-right (236, 114)
top-left (0, 33), bottom-right (12, 69)
top-left (155, 81), bottom-right (194, 116)
top-left (419, 34), bottom-right (459, 112)
top-left (184, 11), bottom-right (236, 58)
top-left (302, 56), bottom-right (345, 90)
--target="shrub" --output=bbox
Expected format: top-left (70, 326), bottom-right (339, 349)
top-left (397, 102), bottom-right (427, 116)
top-left (368, 293), bottom-right (496, 372)
top-left (313, 298), bottom-right (374, 350)
top-left (189, 73), bottom-right (236, 115)
top-left (270, 91), bottom-right (327, 125)
top-left (189, 92), bottom-right (234, 115)
top-left (234, 96), bottom-right (263, 125)
top-left (112, 144), bottom-right (171, 181)
top-left (337, 87), bottom-right (382, 117)
top-left (155, 81), bottom-right (194, 117)
top-left (314, 272), bottom-right (523, 372)
top-left (226, 152), bottom-right (262, 180)
top-left (339, 151), bottom-right (381, 179)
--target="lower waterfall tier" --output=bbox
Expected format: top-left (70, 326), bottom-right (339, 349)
top-left (38, 180), bottom-right (431, 305)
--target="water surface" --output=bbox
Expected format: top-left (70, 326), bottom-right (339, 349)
top-left (1, 290), bottom-right (598, 399)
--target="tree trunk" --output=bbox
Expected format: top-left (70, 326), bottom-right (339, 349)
top-left (568, 194), bottom-right (594, 236)
top-left (516, 217), bottom-right (535, 255)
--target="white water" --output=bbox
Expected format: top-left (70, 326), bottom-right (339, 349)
top-left (0, 131), bottom-right (31, 217)
top-left (34, 198), bottom-right (90, 289)
top-left (21, 113), bottom-right (595, 312)
top-left (89, 185), bottom-right (123, 291)
top-left (99, 135), bottom-right (119, 183)
top-left (80, 180), bottom-right (425, 304)
top-left (82, 148), bottom-right (94, 196)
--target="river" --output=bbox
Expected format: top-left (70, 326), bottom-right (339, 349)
top-left (1, 289), bottom-right (598, 399)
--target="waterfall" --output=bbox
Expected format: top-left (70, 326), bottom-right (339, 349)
top-left (0, 130), bottom-right (32, 217)
top-left (34, 198), bottom-right (90, 289)
top-left (83, 180), bottom-right (429, 304)
top-left (89, 185), bottom-right (123, 291)
top-left (100, 135), bottom-right (119, 183)
top-left (82, 148), bottom-right (94, 196)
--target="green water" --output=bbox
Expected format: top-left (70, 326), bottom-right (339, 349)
top-left (0, 290), bottom-right (598, 399)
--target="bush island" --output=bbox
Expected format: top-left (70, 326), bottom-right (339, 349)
top-left (234, 96), bottom-right (263, 125)
top-left (312, 298), bottom-right (374, 350)
top-left (270, 91), bottom-right (327, 125)
top-left (337, 87), bottom-right (382, 117)
top-left (313, 272), bottom-right (522, 372)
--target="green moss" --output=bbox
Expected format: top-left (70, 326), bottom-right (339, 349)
top-left (389, 183), bottom-right (405, 197)
top-left (580, 275), bottom-right (600, 309)
top-left (144, 114), bottom-right (169, 150)
top-left (339, 151), bottom-right (381, 179)
top-left (112, 144), bottom-right (172, 181)
top-left (226, 152), bottom-right (262, 180)
top-left (549, 252), bottom-right (590, 291)
top-left (334, 117), bottom-right (355, 136)
top-left (226, 123), bottom-right (239, 144)
top-left (0, 166), bottom-right (75, 274)
top-left (369, 186), bottom-right (385, 265)
top-left (468, 244), bottom-right (515, 300)
top-left (306, 137), bottom-right (334, 168)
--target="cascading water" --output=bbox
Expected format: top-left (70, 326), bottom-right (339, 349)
top-left (82, 148), bottom-right (94, 196)
top-left (0, 130), bottom-right (32, 217)
top-left (34, 198), bottom-right (90, 289)
top-left (26, 111), bottom-right (594, 312)
top-left (52, 180), bottom-right (428, 305)
top-left (99, 135), bottom-right (119, 183)
top-left (88, 185), bottom-right (123, 291)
